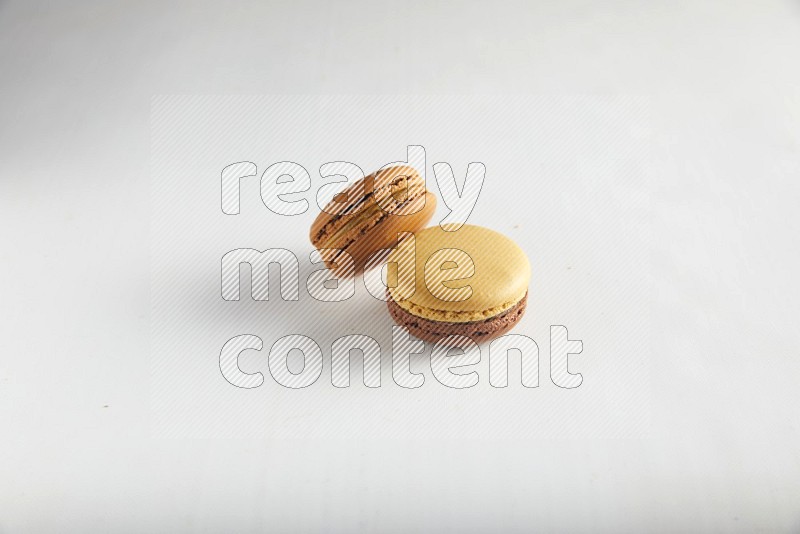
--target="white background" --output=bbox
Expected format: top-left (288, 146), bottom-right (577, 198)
top-left (1, 1), bottom-right (799, 532)
top-left (150, 95), bottom-right (650, 441)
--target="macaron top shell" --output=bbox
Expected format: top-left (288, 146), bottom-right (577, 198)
top-left (387, 224), bottom-right (530, 323)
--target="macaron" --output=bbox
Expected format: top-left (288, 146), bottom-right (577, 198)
top-left (386, 224), bottom-right (530, 342)
top-left (310, 166), bottom-right (436, 274)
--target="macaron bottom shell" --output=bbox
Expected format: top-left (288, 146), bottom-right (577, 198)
top-left (387, 292), bottom-right (528, 343)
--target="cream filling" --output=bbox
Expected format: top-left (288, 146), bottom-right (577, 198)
top-left (319, 203), bottom-right (384, 250)
top-left (318, 190), bottom-right (426, 250)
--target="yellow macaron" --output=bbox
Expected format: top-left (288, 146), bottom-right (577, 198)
top-left (386, 224), bottom-right (530, 342)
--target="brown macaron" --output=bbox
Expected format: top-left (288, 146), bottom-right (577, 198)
top-left (309, 166), bottom-right (436, 274)
top-left (387, 293), bottom-right (528, 343)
